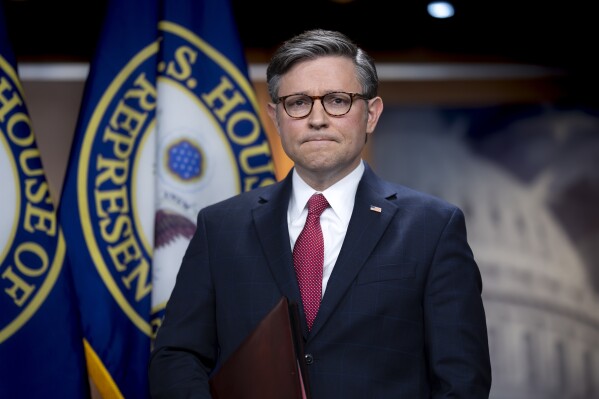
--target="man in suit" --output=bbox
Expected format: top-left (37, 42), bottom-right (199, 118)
top-left (149, 29), bottom-right (492, 398)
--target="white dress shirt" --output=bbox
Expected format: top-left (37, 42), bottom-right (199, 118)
top-left (288, 161), bottom-right (364, 296)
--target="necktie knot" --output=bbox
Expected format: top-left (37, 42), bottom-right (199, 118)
top-left (307, 193), bottom-right (329, 217)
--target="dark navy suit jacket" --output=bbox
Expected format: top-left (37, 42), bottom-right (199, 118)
top-left (149, 164), bottom-right (492, 398)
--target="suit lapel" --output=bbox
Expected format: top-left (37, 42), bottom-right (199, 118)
top-left (310, 166), bottom-right (399, 336)
top-left (251, 175), bottom-right (304, 313)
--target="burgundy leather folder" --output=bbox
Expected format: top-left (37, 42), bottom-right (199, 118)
top-left (209, 296), bottom-right (311, 399)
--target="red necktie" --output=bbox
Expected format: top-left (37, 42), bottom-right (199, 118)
top-left (293, 193), bottom-right (329, 330)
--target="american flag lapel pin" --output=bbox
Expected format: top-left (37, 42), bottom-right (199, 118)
top-left (370, 205), bottom-right (382, 213)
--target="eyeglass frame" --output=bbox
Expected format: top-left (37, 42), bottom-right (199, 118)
top-left (274, 91), bottom-right (371, 119)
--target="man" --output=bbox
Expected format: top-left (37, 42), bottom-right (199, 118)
top-left (149, 29), bottom-right (492, 398)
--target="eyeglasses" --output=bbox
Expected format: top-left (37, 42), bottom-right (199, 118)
top-left (275, 92), bottom-right (370, 119)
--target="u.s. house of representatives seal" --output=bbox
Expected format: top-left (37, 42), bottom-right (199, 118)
top-left (76, 21), bottom-right (276, 337)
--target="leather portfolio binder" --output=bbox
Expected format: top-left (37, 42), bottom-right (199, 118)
top-left (209, 296), bottom-right (311, 399)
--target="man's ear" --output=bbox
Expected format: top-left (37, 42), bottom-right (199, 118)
top-left (266, 102), bottom-right (278, 130)
top-left (366, 96), bottom-right (384, 134)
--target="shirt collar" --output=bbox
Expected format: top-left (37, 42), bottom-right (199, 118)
top-left (290, 161), bottom-right (364, 226)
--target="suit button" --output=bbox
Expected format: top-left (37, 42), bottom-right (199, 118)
top-left (304, 354), bottom-right (314, 365)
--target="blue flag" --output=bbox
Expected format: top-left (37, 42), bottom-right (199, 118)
top-left (59, 0), bottom-right (276, 397)
top-left (0, 4), bottom-right (90, 398)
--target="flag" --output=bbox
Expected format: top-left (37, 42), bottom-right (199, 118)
top-left (153, 0), bottom-right (277, 324)
top-left (58, 0), bottom-right (277, 397)
top-left (0, 3), bottom-right (90, 398)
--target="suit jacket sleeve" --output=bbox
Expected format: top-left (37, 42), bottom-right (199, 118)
top-left (148, 210), bottom-right (216, 399)
top-left (425, 206), bottom-right (492, 397)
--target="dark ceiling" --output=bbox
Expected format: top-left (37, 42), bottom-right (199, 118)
top-left (2, 0), bottom-right (596, 75)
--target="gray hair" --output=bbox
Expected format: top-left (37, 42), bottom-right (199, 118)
top-left (266, 29), bottom-right (379, 102)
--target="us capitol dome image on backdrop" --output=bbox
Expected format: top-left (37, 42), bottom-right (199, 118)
top-left (373, 107), bottom-right (599, 399)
